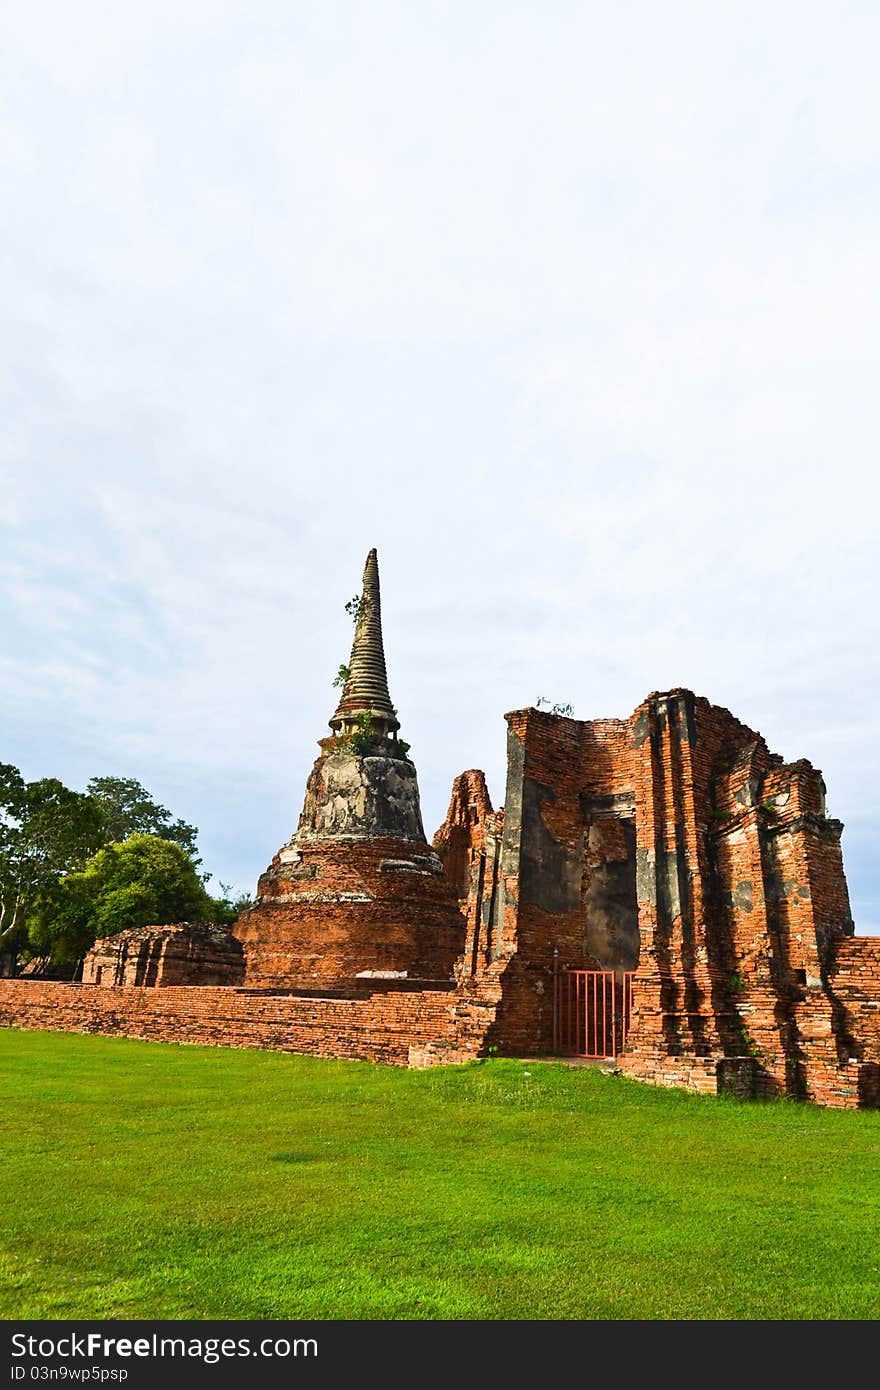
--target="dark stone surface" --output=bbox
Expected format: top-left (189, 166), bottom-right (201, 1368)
top-left (631, 710), bottom-right (650, 748)
top-left (494, 725), bottom-right (527, 956)
top-left (580, 791), bottom-right (635, 820)
top-left (636, 846), bottom-right (657, 907)
top-left (657, 845), bottom-right (687, 928)
top-left (519, 777), bottom-right (584, 914)
top-left (583, 819), bottom-right (640, 970)
top-left (672, 692), bottom-right (697, 745)
top-left (296, 750), bottom-right (426, 843)
top-left (732, 880), bottom-right (753, 912)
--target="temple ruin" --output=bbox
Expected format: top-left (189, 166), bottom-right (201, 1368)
top-left (2, 548), bottom-right (878, 1108)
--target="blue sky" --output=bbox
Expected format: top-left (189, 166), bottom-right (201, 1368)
top-left (2, 2), bottom-right (878, 930)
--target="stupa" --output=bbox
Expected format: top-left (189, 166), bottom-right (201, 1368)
top-left (235, 549), bottom-right (467, 989)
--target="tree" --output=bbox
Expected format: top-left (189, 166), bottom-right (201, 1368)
top-left (212, 881), bottom-right (255, 925)
top-left (86, 776), bottom-right (200, 866)
top-left (28, 834), bottom-right (214, 966)
top-left (0, 764), bottom-right (105, 955)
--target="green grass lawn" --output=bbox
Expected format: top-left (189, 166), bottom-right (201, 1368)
top-left (2, 1028), bottom-right (879, 1320)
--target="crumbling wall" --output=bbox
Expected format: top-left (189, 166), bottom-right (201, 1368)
top-left (83, 924), bottom-right (245, 988)
top-left (432, 769), bottom-right (494, 901)
top-left (438, 691), bottom-right (876, 1107)
top-left (432, 770), bottom-right (503, 981)
top-left (600, 692), bottom-right (866, 1106)
top-left (439, 708), bottom-right (640, 1056)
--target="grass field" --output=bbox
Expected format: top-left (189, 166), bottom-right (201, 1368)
top-left (2, 1028), bottom-right (879, 1320)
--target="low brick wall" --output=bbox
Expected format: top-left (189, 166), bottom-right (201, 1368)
top-left (0, 979), bottom-right (492, 1068)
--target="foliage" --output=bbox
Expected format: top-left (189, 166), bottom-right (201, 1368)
top-left (331, 664), bottom-right (350, 690)
top-left (344, 594), bottom-right (364, 625)
top-left (0, 765), bottom-right (248, 971)
top-left (735, 1022), bottom-right (763, 1060)
top-left (349, 712), bottom-right (375, 756)
top-left (86, 776), bottom-right (200, 866)
top-left (327, 722), bottom-right (410, 761)
top-left (212, 881), bottom-right (255, 924)
top-left (4, 1038), bottom-right (880, 1320)
top-left (535, 696), bottom-right (574, 717)
top-left (0, 765), bottom-right (104, 951)
top-left (27, 834), bottom-right (214, 966)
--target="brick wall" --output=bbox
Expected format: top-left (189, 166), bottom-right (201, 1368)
top-left (0, 978), bottom-right (492, 1068)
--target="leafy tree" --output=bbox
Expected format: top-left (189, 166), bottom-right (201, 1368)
top-left (28, 834), bottom-right (214, 966)
top-left (87, 776), bottom-right (200, 865)
top-left (212, 881), bottom-right (255, 925)
top-left (0, 764), bottom-right (104, 955)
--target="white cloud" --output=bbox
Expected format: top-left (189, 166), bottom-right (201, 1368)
top-left (1, 1), bottom-right (878, 926)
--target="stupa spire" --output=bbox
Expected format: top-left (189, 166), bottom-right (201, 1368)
top-left (329, 548), bottom-right (400, 738)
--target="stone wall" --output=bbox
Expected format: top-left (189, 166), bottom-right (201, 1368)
top-left (432, 770), bottom-right (504, 982)
top-left (460, 706), bottom-right (645, 1057)
top-left (432, 769), bottom-right (494, 902)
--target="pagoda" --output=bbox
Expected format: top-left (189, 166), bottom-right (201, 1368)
top-left (235, 549), bottom-right (467, 989)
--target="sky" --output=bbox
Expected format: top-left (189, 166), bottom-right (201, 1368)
top-left (2, 2), bottom-right (878, 930)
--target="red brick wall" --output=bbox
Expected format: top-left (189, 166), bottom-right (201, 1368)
top-left (0, 979), bottom-right (490, 1068)
top-left (830, 937), bottom-right (880, 1050)
top-left (825, 937), bottom-right (880, 1106)
top-left (474, 707), bottom-right (639, 1056)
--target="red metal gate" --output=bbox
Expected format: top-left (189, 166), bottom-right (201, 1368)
top-left (553, 969), bottom-right (634, 1059)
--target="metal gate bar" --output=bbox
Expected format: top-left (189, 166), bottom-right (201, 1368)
top-left (553, 967), bottom-right (634, 1059)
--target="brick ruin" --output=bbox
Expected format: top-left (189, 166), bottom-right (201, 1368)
top-left (442, 695), bottom-right (879, 1107)
top-left (82, 923), bottom-right (245, 988)
top-left (2, 549), bottom-right (878, 1108)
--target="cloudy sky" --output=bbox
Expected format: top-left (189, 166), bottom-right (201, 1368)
top-left (2, 2), bottom-right (878, 930)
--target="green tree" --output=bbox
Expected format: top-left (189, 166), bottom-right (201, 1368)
top-left (28, 834), bottom-right (214, 967)
top-left (212, 881), bottom-right (255, 925)
top-left (86, 776), bottom-right (200, 865)
top-left (0, 764), bottom-right (104, 957)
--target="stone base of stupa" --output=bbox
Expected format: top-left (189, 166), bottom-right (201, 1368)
top-left (234, 743), bottom-right (467, 990)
